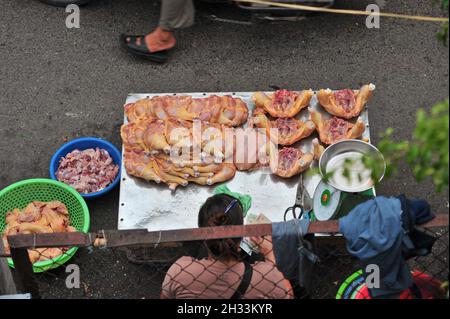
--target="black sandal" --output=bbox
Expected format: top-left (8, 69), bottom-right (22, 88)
top-left (120, 34), bottom-right (170, 63)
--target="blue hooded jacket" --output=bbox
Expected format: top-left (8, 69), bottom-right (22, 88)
top-left (339, 196), bottom-right (435, 298)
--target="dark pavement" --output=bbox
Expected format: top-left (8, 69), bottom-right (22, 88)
top-left (0, 0), bottom-right (448, 298)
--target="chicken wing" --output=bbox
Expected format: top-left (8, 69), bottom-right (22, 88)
top-left (252, 89), bottom-right (313, 118)
top-left (317, 84), bottom-right (375, 119)
top-left (19, 203), bottom-right (41, 223)
top-left (312, 138), bottom-right (326, 160)
top-left (125, 95), bottom-right (248, 126)
top-left (310, 109), bottom-right (365, 145)
top-left (249, 113), bottom-right (315, 146)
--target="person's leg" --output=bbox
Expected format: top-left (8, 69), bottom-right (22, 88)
top-left (121, 0), bottom-right (195, 62)
top-left (145, 0), bottom-right (195, 52)
top-left (159, 0), bottom-right (195, 31)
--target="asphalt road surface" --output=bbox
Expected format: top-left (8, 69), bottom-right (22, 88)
top-left (0, 0), bottom-right (448, 298)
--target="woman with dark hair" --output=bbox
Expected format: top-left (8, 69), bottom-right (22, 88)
top-left (161, 193), bottom-right (293, 299)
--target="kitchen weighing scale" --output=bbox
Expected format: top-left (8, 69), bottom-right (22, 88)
top-left (308, 139), bottom-right (385, 221)
top-left (310, 180), bottom-right (375, 221)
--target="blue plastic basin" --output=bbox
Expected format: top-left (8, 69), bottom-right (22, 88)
top-left (49, 137), bottom-right (121, 199)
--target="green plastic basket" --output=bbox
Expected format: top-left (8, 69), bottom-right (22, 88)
top-left (0, 178), bottom-right (90, 272)
top-left (335, 270), bottom-right (364, 299)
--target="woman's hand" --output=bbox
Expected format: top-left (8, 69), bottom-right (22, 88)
top-left (249, 236), bottom-right (276, 264)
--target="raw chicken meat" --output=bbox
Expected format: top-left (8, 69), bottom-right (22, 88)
top-left (56, 148), bottom-right (119, 194)
top-left (309, 109), bottom-right (366, 145)
top-left (270, 147), bottom-right (314, 178)
top-left (249, 113), bottom-right (315, 146)
top-left (121, 118), bottom-right (234, 161)
top-left (124, 95), bottom-right (249, 127)
top-left (2, 201), bottom-right (75, 263)
top-left (124, 151), bottom-right (236, 191)
top-left (317, 84), bottom-right (375, 119)
top-left (252, 89), bottom-right (313, 118)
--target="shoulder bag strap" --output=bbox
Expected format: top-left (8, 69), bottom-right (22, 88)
top-left (230, 262), bottom-right (253, 299)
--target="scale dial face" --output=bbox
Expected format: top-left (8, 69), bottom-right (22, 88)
top-left (313, 180), bottom-right (342, 221)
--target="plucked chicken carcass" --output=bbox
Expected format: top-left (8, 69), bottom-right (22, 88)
top-left (124, 151), bottom-right (237, 191)
top-left (121, 118), bottom-right (234, 161)
top-left (125, 95), bottom-right (249, 126)
top-left (121, 118), bottom-right (190, 155)
top-left (270, 147), bottom-right (314, 178)
top-left (232, 128), bottom-right (313, 178)
top-left (2, 201), bottom-right (76, 263)
top-left (235, 142), bottom-right (314, 178)
top-left (317, 84), bottom-right (375, 119)
top-left (249, 113), bottom-right (315, 146)
top-left (309, 109), bottom-right (366, 145)
top-left (123, 120), bottom-right (315, 187)
top-left (233, 128), bottom-right (274, 172)
top-left (252, 89), bottom-right (313, 118)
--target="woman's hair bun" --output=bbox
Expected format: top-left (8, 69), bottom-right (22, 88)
top-left (198, 194), bottom-right (244, 261)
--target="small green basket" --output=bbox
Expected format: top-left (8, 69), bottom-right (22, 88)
top-left (0, 178), bottom-right (90, 272)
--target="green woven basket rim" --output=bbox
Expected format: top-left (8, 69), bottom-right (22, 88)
top-left (0, 178), bottom-right (90, 272)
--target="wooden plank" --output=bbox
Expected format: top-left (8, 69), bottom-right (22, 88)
top-left (0, 240), bottom-right (17, 295)
top-left (7, 213), bottom-right (449, 249)
top-left (6, 229), bottom-right (147, 249)
top-left (309, 220), bottom-right (339, 233)
top-left (103, 224), bottom-right (274, 248)
top-left (7, 232), bottom-right (93, 249)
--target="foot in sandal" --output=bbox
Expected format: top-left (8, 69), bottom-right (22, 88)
top-left (120, 27), bottom-right (176, 63)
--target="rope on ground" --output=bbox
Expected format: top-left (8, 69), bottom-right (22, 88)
top-left (233, 0), bottom-right (449, 23)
